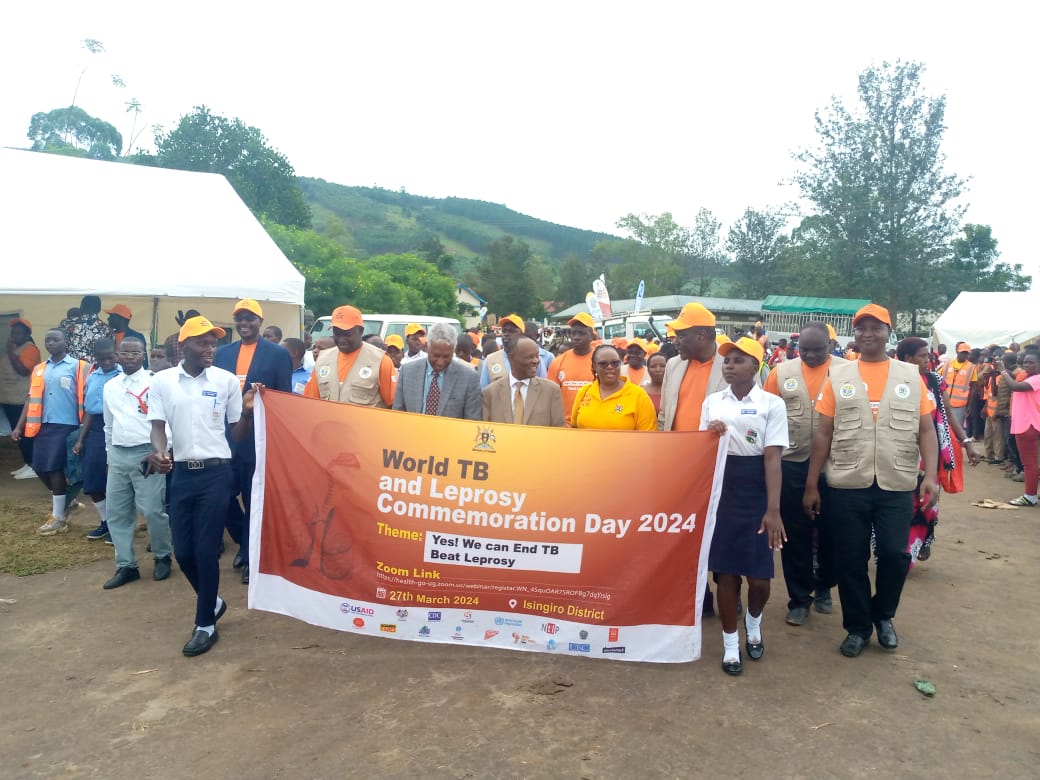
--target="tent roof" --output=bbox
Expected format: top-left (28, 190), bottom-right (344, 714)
top-left (761, 295), bottom-right (870, 315)
top-left (0, 149), bottom-right (304, 304)
top-left (932, 291), bottom-right (1040, 348)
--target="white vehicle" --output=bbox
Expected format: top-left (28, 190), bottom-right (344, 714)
top-left (310, 313), bottom-right (460, 341)
top-left (599, 311), bottom-right (667, 342)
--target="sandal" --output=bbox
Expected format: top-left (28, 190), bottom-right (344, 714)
top-left (1008, 495), bottom-right (1037, 507)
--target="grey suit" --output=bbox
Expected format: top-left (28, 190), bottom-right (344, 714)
top-left (394, 357), bottom-right (482, 420)
top-left (482, 377), bottom-right (566, 427)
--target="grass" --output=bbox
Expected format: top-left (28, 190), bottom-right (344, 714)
top-left (0, 497), bottom-right (110, 576)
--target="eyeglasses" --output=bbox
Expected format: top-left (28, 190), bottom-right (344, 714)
top-left (595, 360), bottom-right (622, 368)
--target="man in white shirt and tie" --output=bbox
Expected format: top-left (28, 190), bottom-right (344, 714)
top-left (147, 316), bottom-right (255, 657)
top-left (482, 337), bottom-right (565, 427)
top-left (101, 335), bottom-right (173, 589)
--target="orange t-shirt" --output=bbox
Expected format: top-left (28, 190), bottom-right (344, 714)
top-left (817, 360), bottom-right (935, 419)
top-left (235, 342), bottom-right (257, 391)
top-left (302, 350), bottom-right (397, 406)
top-left (548, 350), bottom-right (595, 427)
top-left (672, 359), bottom-right (713, 431)
top-left (625, 365), bottom-right (647, 387)
top-left (763, 360), bottom-right (831, 402)
top-left (18, 343), bottom-right (41, 371)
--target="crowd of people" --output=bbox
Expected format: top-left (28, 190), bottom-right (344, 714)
top-left (4, 294), bottom-right (1036, 669)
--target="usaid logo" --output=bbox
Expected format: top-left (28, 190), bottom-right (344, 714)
top-left (341, 602), bottom-right (374, 616)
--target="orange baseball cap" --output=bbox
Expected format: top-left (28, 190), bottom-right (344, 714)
top-left (331, 305), bottom-right (364, 330)
top-left (667, 302), bottom-right (716, 330)
top-left (852, 303), bottom-right (891, 327)
top-left (645, 341), bottom-right (660, 355)
top-left (178, 315), bottom-right (226, 343)
top-left (233, 299), bottom-right (264, 318)
top-left (498, 314), bottom-right (524, 331)
top-left (716, 333), bottom-right (732, 345)
top-left (568, 312), bottom-right (597, 329)
top-left (718, 336), bottom-right (764, 366)
top-left (9, 317), bottom-right (32, 330)
top-left (611, 337), bottom-right (629, 351)
top-left (104, 304), bottom-right (133, 320)
top-left (468, 331), bottom-right (481, 348)
top-left (384, 334), bottom-right (404, 350)
top-left (405, 323), bottom-right (426, 337)
top-left (627, 338), bottom-right (648, 353)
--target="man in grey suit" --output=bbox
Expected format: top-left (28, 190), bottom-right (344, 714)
top-left (393, 322), bottom-right (481, 420)
top-left (482, 338), bottom-right (565, 427)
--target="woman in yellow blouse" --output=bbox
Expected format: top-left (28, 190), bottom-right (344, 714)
top-left (571, 345), bottom-right (657, 431)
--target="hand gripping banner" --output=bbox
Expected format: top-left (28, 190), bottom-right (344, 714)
top-left (249, 390), bottom-right (727, 662)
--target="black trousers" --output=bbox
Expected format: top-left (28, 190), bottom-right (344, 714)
top-left (224, 456), bottom-right (256, 564)
top-left (779, 459), bottom-right (835, 610)
top-left (828, 482), bottom-right (913, 639)
top-left (170, 463), bottom-right (232, 628)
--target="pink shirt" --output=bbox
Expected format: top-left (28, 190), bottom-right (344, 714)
top-left (1009, 374), bottom-right (1040, 434)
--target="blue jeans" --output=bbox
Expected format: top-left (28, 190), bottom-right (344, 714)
top-left (105, 444), bottom-right (171, 569)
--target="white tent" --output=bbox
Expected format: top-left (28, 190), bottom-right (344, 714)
top-left (0, 148), bottom-right (305, 349)
top-left (932, 291), bottom-right (1040, 349)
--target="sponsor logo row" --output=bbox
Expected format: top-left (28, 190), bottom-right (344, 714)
top-left (339, 603), bottom-right (625, 652)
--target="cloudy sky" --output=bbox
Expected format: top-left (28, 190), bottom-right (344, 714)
top-left (3, 2), bottom-right (1035, 282)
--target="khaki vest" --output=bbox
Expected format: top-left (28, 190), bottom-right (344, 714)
top-left (826, 359), bottom-right (924, 491)
top-left (0, 343), bottom-right (32, 404)
top-left (314, 343), bottom-right (388, 407)
top-left (776, 356), bottom-right (847, 462)
top-left (484, 350), bottom-right (508, 383)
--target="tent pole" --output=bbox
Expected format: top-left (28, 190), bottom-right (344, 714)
top-left (151, 297), bottom-right (159, 349)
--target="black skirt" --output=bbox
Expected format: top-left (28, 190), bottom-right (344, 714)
top-left (708, 454), bottom-right (774, 579)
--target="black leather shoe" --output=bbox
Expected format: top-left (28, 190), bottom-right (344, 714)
top-left (240, 568), bottom-right (250, 584)
top-left (182, 628), bottom-right (219, 657)
top-left (786, 607), bottom-right (810, 626)
top-left (153, 556), bottom-right (172, 581)
top-left (875, 619), bottom-right (898, 649)
top-left (746, 637), bottom-right (764, 661)
top-left (722, 653), bottom-right (743, 676)
top-left (232, 549), bottom-right (245, 570)
top-left (103, 566), bottom-right (140, 590)
top-left (814, 590), bottom-right (833, 614)
top-left (839, 634), bottom-right (869, 657)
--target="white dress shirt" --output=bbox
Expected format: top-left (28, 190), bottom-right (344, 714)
top-left (147, 364), bottom-right (242, 460)
top-left (700, 384), bottom-right (789, 457)
top-left (104, 367), bottom-right (160, 448)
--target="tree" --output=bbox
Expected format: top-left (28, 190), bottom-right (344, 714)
top-left (615, 213), bottom-right (694, 292)
top-left (364, 253), bottom-right (458, 317)
top-left (155, 106), bottom-right (311, 228)
top-left (684, 208), bottom-right (728, 295)
top-left (588, 239), bottom-right (682, 300)
top-left (939, 224), bottom-right (1030, 304)
top-left (726, 208), bottom-right (788, 298)
top-left (555, 254), bottom-right (591, 308)
top-left (791, 60), bottom-right (967, 323)
top-left (27, 106), bottom-right (123, 159)
top-left (473, 236), bottom-right (539, 316)
top-left (416, 235), bottom-right (454, 273)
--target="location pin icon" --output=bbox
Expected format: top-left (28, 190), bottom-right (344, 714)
top-left (508, 599), bottom-right (517, 609)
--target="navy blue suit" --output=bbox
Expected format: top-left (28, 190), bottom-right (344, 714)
top-left (214, 338), bottom-right (292, 566)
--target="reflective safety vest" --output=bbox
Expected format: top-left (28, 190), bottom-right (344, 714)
top-left (944, 362), bottom-right (973, 408)
top-left (24, 359), bottom-right (91, 438)
top-left (985, 376), bottom-right (998, 418)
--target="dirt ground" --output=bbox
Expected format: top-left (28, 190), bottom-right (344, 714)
top-left (1, 437), bottom-right (1037, 780)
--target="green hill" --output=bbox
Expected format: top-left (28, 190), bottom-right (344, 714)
top-left (298, 177), bottom-right (617, 275)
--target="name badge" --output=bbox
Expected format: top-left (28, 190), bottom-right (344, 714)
top-left (741, 408), bottom-right (757, 415)
top-left (202, 390), bottom-right (218, 397)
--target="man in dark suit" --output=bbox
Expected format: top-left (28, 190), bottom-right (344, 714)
top-left (393, 322), bottom-right (481, 420)
top-left (105, 304), bottom-right (150, 369)
top-left (482, 337), bottom-right (565, 427)
top-left (214, 299), bottom-right (292, 583)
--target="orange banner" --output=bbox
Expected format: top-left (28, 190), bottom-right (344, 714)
top-left (249, 390), bottom-right (725, 662)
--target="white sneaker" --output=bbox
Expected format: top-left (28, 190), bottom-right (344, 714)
top-left (12, 464), bottom-right (36, 480)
